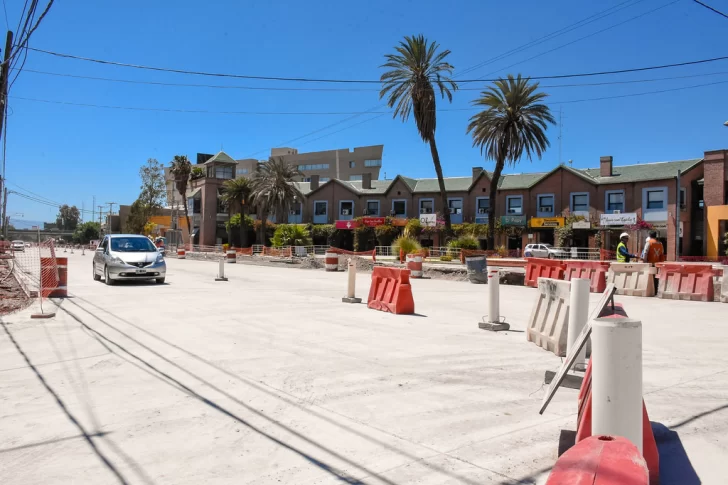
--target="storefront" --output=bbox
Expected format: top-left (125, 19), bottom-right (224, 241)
top-left (599, 212), bottom-right (638, 253)
top-left (528, 217), bottom-right (565, 245)
top-left (501, 215), bottom-right (527, 250)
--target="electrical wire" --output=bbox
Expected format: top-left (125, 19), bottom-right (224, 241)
top-left (10, 79), bottom-right (728, 115)
top-left (17, 67), bottom-right (728, 92)
top-left (8, 0), bottom-right (54, 88)
top-left (24, 47), bottom-right (728, 84)
top-left (692, 0), bottom-right (728, 19)
top-left (2, 0), bottom-right (9, 31)
top-left (10, 190), bottom-right (95, 214)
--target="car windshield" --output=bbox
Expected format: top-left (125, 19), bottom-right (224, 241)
top-left (12, 240), bottom-right (23, 244)
top-left (543, 244), bottom-right (553, 248)
top-left (110, 237), bottom-right (157, 252)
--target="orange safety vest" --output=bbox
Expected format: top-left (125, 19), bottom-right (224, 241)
top-left (645, 238), bottom-right (665, 264)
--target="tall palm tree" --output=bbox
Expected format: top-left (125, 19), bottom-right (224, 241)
top-left (380, 34), bottom-right (457, 233)
top-left (169, 155), bottom-right (193, 244)
top-left (250, 158), bottom-right (304, 245)
top-left (221, 177), bottom-right (252, 247)
top-left (466, 74), bottom-right (555, 250)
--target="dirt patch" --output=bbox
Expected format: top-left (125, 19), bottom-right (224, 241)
top-left (337, 256), bottom-right (375, 273)
top-left (0, 260), bottom-right (31, 316)
top-left (299, 257), bottom-right (324, 270)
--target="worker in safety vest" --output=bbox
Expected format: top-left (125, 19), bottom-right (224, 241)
top-left (641, 230), bottom-right (665, 264)
top-left (616, 232), bottom-right (637, 263)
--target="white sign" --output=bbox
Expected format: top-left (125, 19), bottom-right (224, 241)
top-left (599, 212), bottom-right (637, 226)
top-left (572, 221), bottom-right (591, 229)
top-left (419, 213), bottom-right (436, 227)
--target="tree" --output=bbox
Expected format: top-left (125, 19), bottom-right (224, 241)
top-left (221, 177), bottom-right (252, 247)
top-left (169, 155), bottom-right (192, 243)
top-left (72, 221), bottom-right (101, 244)
top-left (380, 34), bottom-right (457, 234)
top-left (56, 204), bottom-right (81, 231)
top-left (250, 158), bottom-right (304, 245)
top-left (139, 158), bottom-right (166, 220)
top-left (124, 198), bottom-right (148, 234)
top-left (466, 74), bottom-right (555, 250)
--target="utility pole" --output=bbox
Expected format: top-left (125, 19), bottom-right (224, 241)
top-left (558, 107), bottom-right (563, 165)
top-left (97, 205), bottom-right (104, 226)
top-left (0, 31), bottom-right (14, 235)
top-left (1, 187), bottom-right (7, 239)
top-left (92, 195), bottom-right (95, 225)
top-left (106, 202), bottom-right (116, 234)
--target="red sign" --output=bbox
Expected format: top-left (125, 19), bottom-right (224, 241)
top-left (362, 217), bottom-right (385, 227)
top-left (335, 220), bottom-right (361, 230)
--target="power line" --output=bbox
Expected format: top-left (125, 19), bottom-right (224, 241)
top-left (692, 0), bottom-right (728, 19)
top-left (2, 0), bottom-right (9, 31)
top-left (11, 79), bottom-right (728, 116)
top-left (17, 67), bottom-right (728, 92)
top-left (25, 46), bottom-right (728, 84)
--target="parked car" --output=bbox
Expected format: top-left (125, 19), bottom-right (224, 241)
top-left (11, 240), bottom-right (25, 252)
top-left (523, 243), bottom-right (566, 259)
top-left (93, 234), bottom-right (166, 285)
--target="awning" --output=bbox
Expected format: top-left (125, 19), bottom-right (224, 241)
top-left (188, 187), bottom-right (201, 199)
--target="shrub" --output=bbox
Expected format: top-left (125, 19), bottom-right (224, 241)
top-left (448, 236), bottom-right (480, 251)
top-left (403, 218), bottom-right (422, 239)
top-left (496, 245), bottom-right (508, 257)
top-left (439, 255), bottom-right (453, 262)
top-left (375, 224), bottom-right (400, 247)
top-left (272, 224), bottom-right (312, 247)
top-left (391, 236), bottom-right (421, 256)
top-left (353, 225), bottom-right (376, 251)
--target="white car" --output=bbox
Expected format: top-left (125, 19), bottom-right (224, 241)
top-left (523, 243), bottom-right (565, 259)
top-left (11, 240), bottom-right (24, 252)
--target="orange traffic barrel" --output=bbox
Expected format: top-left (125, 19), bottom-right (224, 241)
top-left (177, 247), bottom-right (186, 259)
top-left (226, 249), bottom-right (236, 263)
top-left (406, 254), bottom-right (423, 278)
top-left (325, 251), bottom-right (339, 271)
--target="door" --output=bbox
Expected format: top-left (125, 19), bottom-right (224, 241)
top-left (94, 237), bottom-right (108, 274)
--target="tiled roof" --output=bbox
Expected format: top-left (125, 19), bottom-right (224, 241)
top-left (296, 158), bottom-right (703, 196)
top-left (203, 151), bottom-right (238, 165)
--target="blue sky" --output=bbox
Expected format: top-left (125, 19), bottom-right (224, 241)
top-left (4, 0), bottom-right (728, 223)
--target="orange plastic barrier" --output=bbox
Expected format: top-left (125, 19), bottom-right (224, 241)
top-left (261, 246), bottom-right (293, 258)
top-left (367, 267), bottom-right (415, 315)
top-left (49, 257), bottom-right (68, 298)
top-left (656, 263), bottom-right (715, 302)
top-left (235, 247), bottom-right (254, 256)
top-left (328, 247), bottom-right (377, 262)
top-left (525, 257), bottom-right (566, 288)
top-left (545, 436), bottom-right (648, 485)
top-left (564, 260), bottom-right (610, 293)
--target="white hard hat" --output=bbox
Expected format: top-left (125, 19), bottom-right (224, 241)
top-left (620, 232), bottom-right (629, 239)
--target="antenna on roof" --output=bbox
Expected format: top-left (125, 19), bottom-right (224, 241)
top-left (568, 159), bottom-right (573, 167)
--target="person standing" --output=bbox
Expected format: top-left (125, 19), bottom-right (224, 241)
top-left (643, 230), bottom-right (665, 294)
top-left (616, 232), bottom-right (638, 263)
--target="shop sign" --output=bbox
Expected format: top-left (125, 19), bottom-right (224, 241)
top-left (419, 213), bottom-right (436, 227)
top-left (599, 212), bottom-right (637, 226)
top-left (572, 221), bottom-right (591, 229)
top-left (530, 217), bottom-right (565, 228)
top-left (362, 217), bottom-right (385, 227)
top-left (475, 215), bottom-right (489, 224)
top-left (391, 218), bottom-right (408, 227)
top-left (500, 215), bottom-right (527, 227)
top-left (335, 220), bottom-right (361, 230)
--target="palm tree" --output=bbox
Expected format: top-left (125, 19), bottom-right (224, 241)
top-left (221, 177), bottom-right (252, 247)
top-left (169, 155), bottom-right (193, 245)
top-left (380, 34), bottom-right (457, 233)
top-left (250, 158), bottom-right (304, 245)
top-left (466, 74), bottom-right (555, 250)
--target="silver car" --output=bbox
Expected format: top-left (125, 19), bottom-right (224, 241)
top-left (93, 234), bottom-right (166, 285)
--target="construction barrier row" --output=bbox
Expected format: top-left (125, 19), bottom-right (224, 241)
top-left (564, 260), bottom-right (609, 293)
top-left (367, 267), bottom-right (415, 315)
top-left (606, 263), bottom-right (656, 297)
top-left (525, 258), bottom-right (566, 288)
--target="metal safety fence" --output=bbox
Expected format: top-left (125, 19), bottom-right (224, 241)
top-left (10, 240), bottom-right (59, 315)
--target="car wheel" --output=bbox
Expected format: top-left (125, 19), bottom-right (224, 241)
top-left (155, 277), bottom-right (165, 284)
top-left (548, 253), bottom-right (554, 259)
top-left (104, 266), bottom-right (115, 286)
top-left (92, 263), bottom-right (101, 281)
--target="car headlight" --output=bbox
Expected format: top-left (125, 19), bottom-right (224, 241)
top-left (109, 255), bottom-right (125, 265)
top-left (156, 253), bottom-right (164, 263)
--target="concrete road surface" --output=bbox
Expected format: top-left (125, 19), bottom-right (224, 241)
top-left (1, 254), bottom-right (726, 484)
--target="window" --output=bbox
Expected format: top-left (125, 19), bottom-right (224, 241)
top-left (314, 201), bottom-right (327, 216)
top-left (419, 198), bottom-right (434, 214)
top-left (606, 191), bottom-right (624, 212)
top-left (448, 198), bottom-right (462, 215)
top-left (537, 194), bottom-right (554, 215)
top-left (570, 192), bottom-right (589, 212)
top-left (320, 177), bottom-right (330, 182)
top-left (646, 190), bottom-right (664, 209)
top-left (236, 168), bottom-right (249, 175)
top-left (392, 200), bottom-right (407, 218)
top-left (298, 163), bottom-right (330, 171)
top-left (476, 197), bottom-right (489, 214)
top-left (506, 196), bottom-right (523, 215)
top-left (340, 201), bottom-right (354, 216)
top-left (215, 166), bottom-right (234, 179)
top-left (349, 175), bottom-right (363, 181)
top-left (364, 159), bottom-right (382, 167)
top-left (679, 188), bottom-right (687, 209)
top-left (303, 177), bottom-right (311, 182)
top-left (348, 161), bottom-right (356, 168)
top-left (290, 203), bottom-right (301, 215)
top-left (366, 200), bottom-right (380, 215)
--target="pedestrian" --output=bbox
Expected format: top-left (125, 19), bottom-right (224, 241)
top-left (642, 230), bottom-right (665, 294)
top-left (616, 232), bottom-right (638, 263)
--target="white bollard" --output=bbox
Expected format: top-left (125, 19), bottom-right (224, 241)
top-left (215, 258), bottom-right (228, 281)
top-left (567, 278), bottom-right (590, 371)
top-left (342, 258), bottom-right (361, 303)
top-left (479, 269), bottom-right (509, 331)
top-left (592, 317), bottom-right (643, 454)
